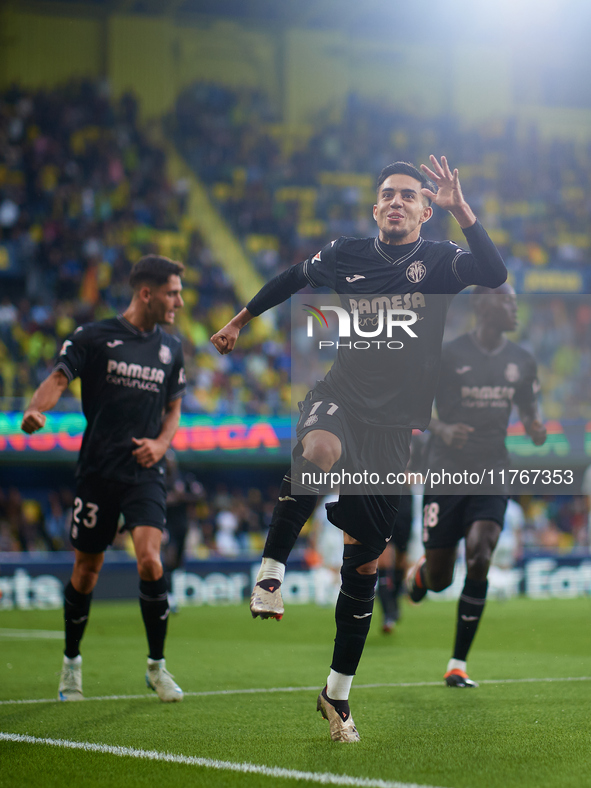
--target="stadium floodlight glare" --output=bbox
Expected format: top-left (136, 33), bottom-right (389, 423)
top-left (501, 0), bottom-right (565, 28)
top-left (434, 0), bottom-right (589, 40)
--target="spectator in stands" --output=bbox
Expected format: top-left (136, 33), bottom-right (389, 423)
top-left (0, 81), bottom-right (287, 417)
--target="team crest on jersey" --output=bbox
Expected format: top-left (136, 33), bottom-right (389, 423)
top-left (406, 261), bottom-right (426, 283)
top-left (304, 414), bottom-right (319, 428)
top-left (505, 364), bottom-right (521, 383)
top-left (504, 363), bottom-right (520, 383)
top-left (159, 344), bottom-right (172, 365)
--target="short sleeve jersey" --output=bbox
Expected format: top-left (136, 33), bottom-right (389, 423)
top-left (427, 332), bottom-right (539, 470)
top-left (55, 315), bottom-right (186, 483)
top-left (298, 231), bottom-right (501, 429)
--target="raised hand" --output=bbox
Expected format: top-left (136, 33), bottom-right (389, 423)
top-left (420, 155), bottom-right (476, 228)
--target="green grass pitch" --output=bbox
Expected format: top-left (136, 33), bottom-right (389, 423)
top-left (1, 597), bottom-right (591, 788)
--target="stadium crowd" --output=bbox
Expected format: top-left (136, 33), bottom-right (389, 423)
top-left (0, 476), bottom-right (280, 557)
top-left (1, 481), bottom-right (588, 556)
top-left (173, 84), bottom-right (591, 274)
top-left (3, 81), bottom-right (591, 421)
top-left (0, 81), bottom-right (290, 418)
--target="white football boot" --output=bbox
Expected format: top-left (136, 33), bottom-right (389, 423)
top-left (58, 655), bottom-right (84, 701)
top-left (317, 688), bottom-right (360, 742)
top-left (249, 580), bottom-right (284, 620)
top-left (145, 658), bottom-right (183, 702)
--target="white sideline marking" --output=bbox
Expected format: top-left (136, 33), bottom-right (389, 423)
top-left (1, 676), bottom-right (590, 707)
top-left (0, 732), bottom-right (445, 788)
top-left (0, 629), bottom-right (63, 639)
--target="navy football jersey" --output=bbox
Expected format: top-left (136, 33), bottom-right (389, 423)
top-left (301, 234), bottom-right (485, 295)
top-left (55, 315), bottom-right (186, 483)
top-left (246, 221), bottom-right (506, 429)
top-left (427, 332), bottom-right (539, 470)
top-left (300, 227), bottom-right (505, 429)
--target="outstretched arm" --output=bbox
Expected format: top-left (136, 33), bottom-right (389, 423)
top-left (21, 370), bottom-right (69, 434)
top-left (210, 261), bottom-right (313, 355)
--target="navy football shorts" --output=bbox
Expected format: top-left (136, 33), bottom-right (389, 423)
top-left (421, 494), bottom-right (508, 550)
top-left (70, 474), bottom-right (167, 554)
top-left (295, 384), bottom-right (411, 554)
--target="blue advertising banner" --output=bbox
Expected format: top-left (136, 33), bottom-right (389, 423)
top-left (2, 552), bottom-right (591, 610)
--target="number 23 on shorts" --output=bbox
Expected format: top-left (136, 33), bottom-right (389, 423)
top-left (72, 497), bottom-right (100, 529)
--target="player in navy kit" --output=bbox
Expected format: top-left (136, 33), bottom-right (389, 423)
top-left (211, 156), bottom-right (507, 741)
top-left (407, 284), bottom-right (546, 688)
top-left (376, 492), bottom-right (413, 634)
top-left (21, 255), bottom-right (186, 703)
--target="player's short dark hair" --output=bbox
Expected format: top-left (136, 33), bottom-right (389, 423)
top-left (376, 162), bottom-right (435, 204)
top-left (129, 255), bottom-right (185, 290)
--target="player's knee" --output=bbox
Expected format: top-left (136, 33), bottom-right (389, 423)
top-left (137, 554), bottom-right (163, 581)
top-left (72, 574), bottom-right (98, 595)
top-left (341, 567), bottom-right (377, 601)
top-left (356, 558), bottom-right (379, 575)
top-left (426, 568), bottom-right (453, 592)
top-left (302, 437), bottom-right (340, 472)
top-left (466, 551), bottom-right (492, 580)
top-left (341, 543), bottom-right (381, 597)
top-left (72, 556), bottom-right (102, 593)
top-left (72, 569), bottom-right (99, 594)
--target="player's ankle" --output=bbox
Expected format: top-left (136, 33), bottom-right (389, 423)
top-left (446, 658), bottom-right (467, 674)
top-left (256, 557), bottom-right (285, 584)
top-left (326, 669), bottom-right (354, 701)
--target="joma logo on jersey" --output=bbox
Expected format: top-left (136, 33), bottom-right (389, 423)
top-left (107, 359), bottom-right (165, 383)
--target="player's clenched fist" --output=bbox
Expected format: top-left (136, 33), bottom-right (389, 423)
top-left (210, 308), bottom-right (253, 355)
top-left (210, 324), bottom-right (238, 355)
top-left (528, 419), bottom-right (547, 446)
top-left (21, 410), bottom-right (46, 434)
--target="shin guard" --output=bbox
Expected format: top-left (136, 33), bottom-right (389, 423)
top-left (331, 543), bottom-right (380, 676)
